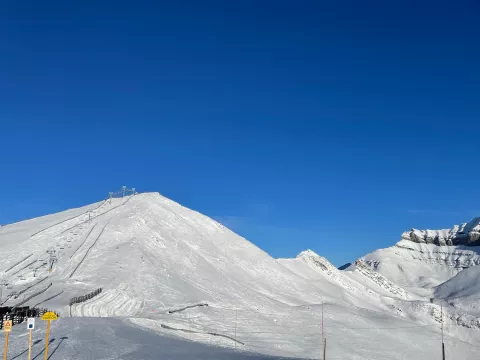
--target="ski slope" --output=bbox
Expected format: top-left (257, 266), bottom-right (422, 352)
top-left (0, 192), bottom-right (479, 359)
top-left (4, 317), bottom-right (291, 360)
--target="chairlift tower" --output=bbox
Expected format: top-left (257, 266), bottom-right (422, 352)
top-left (46, 249), bottom-right (57, 272)
top-left (122, 186), bottom-right (127, 198)
top-left (50, 255), bottom-right (58, 272)
top-left (108, 192), bottom-right (113, 204)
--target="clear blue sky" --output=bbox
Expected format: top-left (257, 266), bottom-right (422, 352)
top-left (1, 1), bottom-right (479, 265)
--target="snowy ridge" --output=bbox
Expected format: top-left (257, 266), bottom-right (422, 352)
top-left (296, 250), bottom-right (338, 276)
top-left (351, 260), bottom-right (411, 299)
top-left (402, 217), bottom-right (480, 246)
top-left (277, 250), bottom-right (362, 295)
top-left (394, 241), bottom-right (480, 268)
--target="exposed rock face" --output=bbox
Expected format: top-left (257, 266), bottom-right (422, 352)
top-left (392, 242), bottom-right (480, 268)
top-left (353, 260), bottom-right (411, 299)
top-left (402, 217), bottom-right (480, 246)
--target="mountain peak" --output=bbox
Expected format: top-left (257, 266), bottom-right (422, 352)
top-left (295, 249), bottom-right (339, 275)
top-left (401, 217), bottom-right (480, 246)
top-left (296, 249), bottom-right (320, 258)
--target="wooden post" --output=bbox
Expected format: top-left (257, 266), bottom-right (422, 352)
top-left (43, 320), bottom-right (51, 360)
top-left (28, 329), bottom-right (33, 360)
top-left (3, 332), bottom-right (9, 360)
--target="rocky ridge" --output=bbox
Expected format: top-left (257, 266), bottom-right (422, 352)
top-left (402, 217), bottom-right (480, 246)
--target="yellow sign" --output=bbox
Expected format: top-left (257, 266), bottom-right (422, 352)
top-left (41, 312), bottom-right (58, 321)
top-left (3, 321), bottom-right (12, 333)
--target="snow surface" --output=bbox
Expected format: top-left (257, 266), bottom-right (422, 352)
top-left (435, 266), bottom-right (480, 319)
top-left (436, 265), bottom-right (480, 300)
top-left (0, 192), bottom-right (479, 359)
top-left (3, 317), bottom-right (289, 360)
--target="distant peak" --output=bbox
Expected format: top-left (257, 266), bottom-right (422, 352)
top-left (401, 216), bottom-right (480, 246)
top-left (296, 249), bottom-right (320, 258)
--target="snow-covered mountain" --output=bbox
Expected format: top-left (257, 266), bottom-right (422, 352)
top-left (362, 219), bottom-right (480, 294)
top-left (401, 218), bottom-right (480, 246)
top-left (360, 218), bottom-right (480, 345)
top-left (0, 192), bottom-right (479, 359)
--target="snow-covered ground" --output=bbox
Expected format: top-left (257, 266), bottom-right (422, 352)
top-left (0, 192), bottom-right (479, 359)
top-left (4, 317), bottom-right (290, 360)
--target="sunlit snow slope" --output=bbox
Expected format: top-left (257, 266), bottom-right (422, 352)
top-left (360, 219), bottom-right (480, 346)
top-left (0, 192), bottom-right (479, 359)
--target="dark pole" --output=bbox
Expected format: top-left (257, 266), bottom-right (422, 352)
top-left (324, 338), bottom-right (327, 360)
top-left (321, 302), bottom-right (325, 360)
top-left (441, 303), bottom-right (445, 360)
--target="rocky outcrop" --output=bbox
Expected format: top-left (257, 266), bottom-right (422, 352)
top-left (294, 250), bottom-right (361, 293)
top-left (392, 243), bottom-right (480, 268)
top-left (353, 260), bottom-right (411, 299)
top-left (297, 250), bottom-right (338, 276)
top-left (402, 217), bottom-right (480, 246)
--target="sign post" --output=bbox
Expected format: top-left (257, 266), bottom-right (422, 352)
top-left (27, 318), bottom-right (35, 360)
top-left (3, 320), bottom-right (12, 360)
top-left (41, 312), bottom-right (58, 360)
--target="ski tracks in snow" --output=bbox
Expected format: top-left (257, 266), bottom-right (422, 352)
top-left (30, 199), bottom-right (108, 239)
top-left (72, 286), bottom-right (142, 317)
top-left (3, 254), bottom-right (33, 273)
top-left (69, 222), bottom-right (109, 279)
top-left (69, 222), bottom-right (98, 259)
